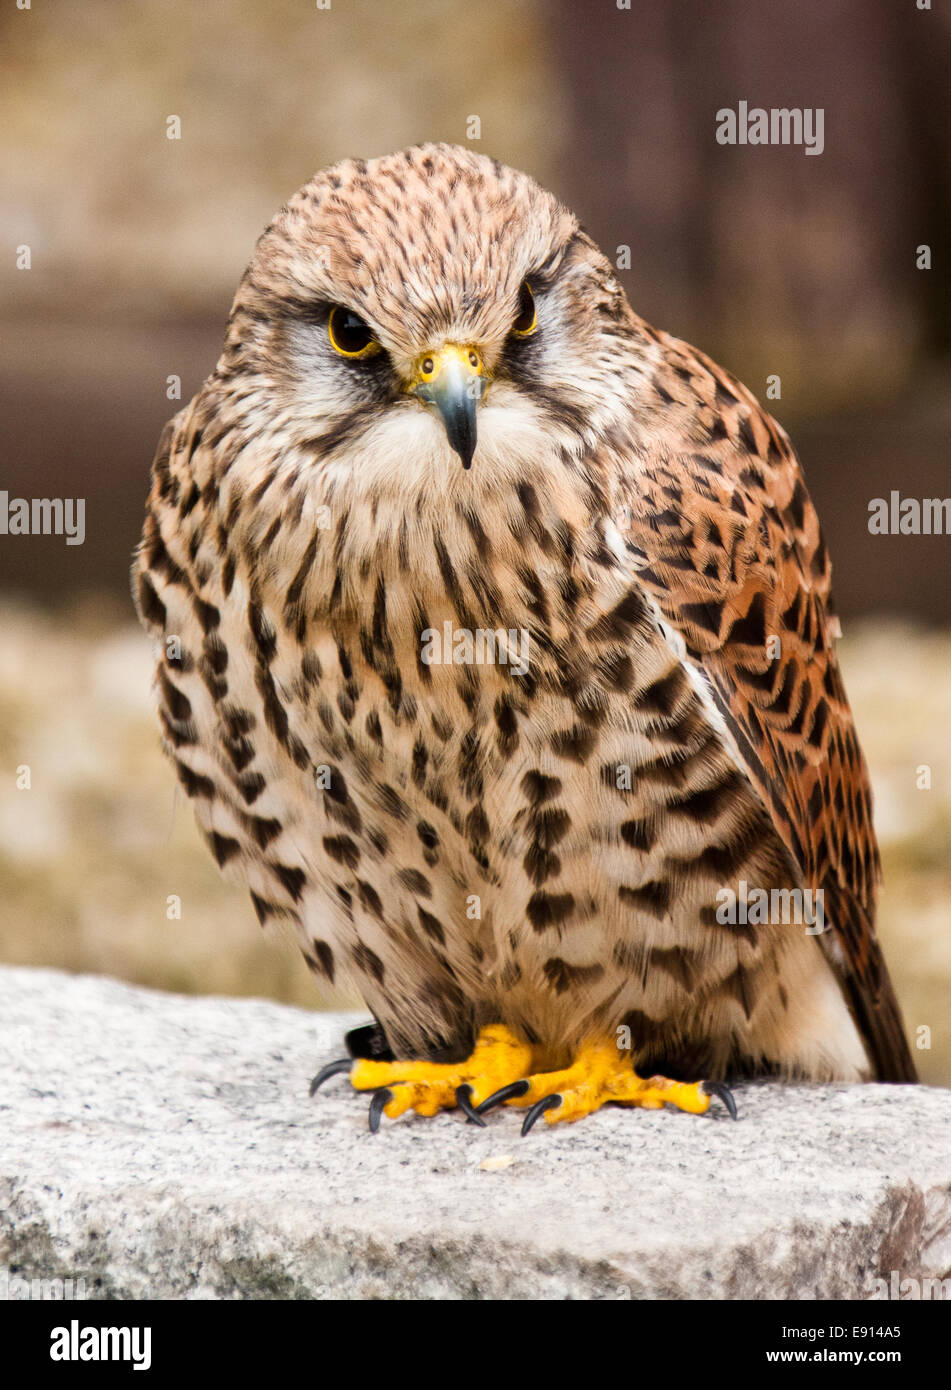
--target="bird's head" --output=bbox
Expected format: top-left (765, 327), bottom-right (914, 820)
top-left (215, 144), bottom-right (645, 505)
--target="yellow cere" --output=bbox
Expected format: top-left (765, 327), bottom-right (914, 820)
top-left (413, 343), bottom-right (484, 387)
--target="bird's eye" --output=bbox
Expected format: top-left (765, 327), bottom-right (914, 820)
top-left (328, 306), bottom-right (381, 358)
top-left (511, 282), bottom-right (537, 337)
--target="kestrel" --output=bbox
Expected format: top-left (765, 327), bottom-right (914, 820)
top-left (133, 144), bottom-right (916, 1135)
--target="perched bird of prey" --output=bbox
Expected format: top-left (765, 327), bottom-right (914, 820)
top-left (133, 144), bottom-right (916, 1135)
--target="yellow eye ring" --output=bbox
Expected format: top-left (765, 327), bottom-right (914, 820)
top-left (511, 281), bottom-right (537, 337)
top-left (328, 305), bottom-right (381, 358)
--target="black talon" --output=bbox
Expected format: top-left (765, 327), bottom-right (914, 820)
top-left (368, 1087), bottom-right (393, 1133)
top-left (309, 1057), bottom-right (352, 1096)
top-left (476, 1079), bottom-right (531, 1116)
top-left (702, 1080), bottom-right (738, 1121)
top-left (455, 1084), bottom-right (487, 1127)
top-left (521, 1093), bottom-right (561, 1136)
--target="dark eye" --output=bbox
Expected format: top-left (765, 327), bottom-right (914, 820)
top-left (511, 281), bottom-right (537, 337)
top-left (328, 306), bottom-right (381, 358)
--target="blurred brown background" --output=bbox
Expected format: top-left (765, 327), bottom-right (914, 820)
top-left (1, 0), bottom-right (949, 1080)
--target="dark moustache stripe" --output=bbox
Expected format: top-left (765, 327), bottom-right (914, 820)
top-left (299, 406), bottom-right (381, 462)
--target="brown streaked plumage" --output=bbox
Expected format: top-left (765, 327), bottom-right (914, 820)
top-left (133, 144), bottom-right (915, 1128)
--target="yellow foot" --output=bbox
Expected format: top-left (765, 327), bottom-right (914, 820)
top-left (477, 1040), bottom-right (737, 1134)
top-left (311, 1024), bottom-right (534, 1131)
top-left (311, 1027), bottom-right (738, 1133)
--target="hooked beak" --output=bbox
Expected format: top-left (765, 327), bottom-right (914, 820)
top-left (407, 344), bottom-right (487, 469)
